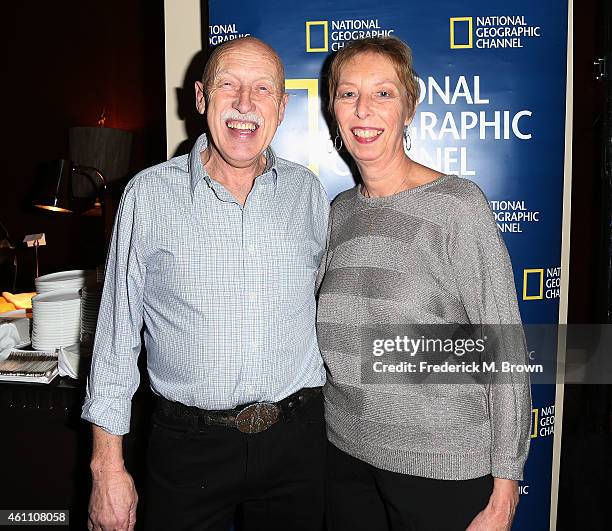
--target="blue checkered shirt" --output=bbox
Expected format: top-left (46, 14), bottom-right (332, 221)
top-left (82, 134), bottom-right (329, 435)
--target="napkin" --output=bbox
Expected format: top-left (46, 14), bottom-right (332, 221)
top-left (58, 343), bottom-right (92, 379)
top-left (0, 322), bottom-right (22, 361)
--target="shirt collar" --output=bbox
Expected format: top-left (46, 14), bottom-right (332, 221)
top-left (189, 133), bottom-right (279, 198)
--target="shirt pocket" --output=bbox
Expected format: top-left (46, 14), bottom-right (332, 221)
top-left (266, 237), bottom-right (318, 318)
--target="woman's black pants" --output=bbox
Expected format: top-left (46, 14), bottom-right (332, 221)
top-left (326, 442), bottom-right (493, 531)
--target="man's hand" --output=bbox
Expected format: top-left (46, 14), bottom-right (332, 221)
top-left (87, 425), bottom-right (137, 531)
top-left (466, 478), bottom-right (519, 531)
top-left (88, 468), bottom-right (138, 531)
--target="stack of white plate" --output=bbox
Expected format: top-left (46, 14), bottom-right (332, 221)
top-left (81, 285), bottom-right (102, 338)
top-left (35, 270), bottom-right (96, 294)
top-left (31, 290), bottom-right (82, 350)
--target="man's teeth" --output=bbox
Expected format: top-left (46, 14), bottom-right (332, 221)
top-left (353, 129), bottom-right (382, 138)
top-left (227, 121), bottom-right (257, 131)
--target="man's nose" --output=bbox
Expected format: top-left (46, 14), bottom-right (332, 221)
top-left (234, 86), bottom-right (255, 114)
top-left (355, 95), bottom-right (371, 119)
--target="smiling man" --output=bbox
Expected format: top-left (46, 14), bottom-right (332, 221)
top-left (82, 37), bottom-right (329, 531)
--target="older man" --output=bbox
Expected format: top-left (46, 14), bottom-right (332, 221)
top-left (82, 37), bottom-right (329, 531)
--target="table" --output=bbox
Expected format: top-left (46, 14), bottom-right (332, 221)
top-left (0, 371), bottom-right (152, 530)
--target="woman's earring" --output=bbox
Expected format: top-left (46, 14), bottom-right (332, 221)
top-left (403, 126), bottom-right (412, 153)
top-left (334, 128), bottom-right (343, 151)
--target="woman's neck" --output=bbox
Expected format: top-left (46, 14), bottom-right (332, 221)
top-left (358, 152), bottom-right (415, 198)
top-left (358, 153), bottom-right (444, 198)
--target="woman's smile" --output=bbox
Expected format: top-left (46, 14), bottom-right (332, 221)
top-left (351, 127), bottom-right (384, 143)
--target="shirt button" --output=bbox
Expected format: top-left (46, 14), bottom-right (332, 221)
top-left (251, 340), bottom-right (257, 349)
top-left (247, 244), bottom-right (255, 253)
top-left (248, 292), bottom-right (256, 301)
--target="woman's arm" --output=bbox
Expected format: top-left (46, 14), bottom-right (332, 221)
top-left (448, 181), bottom-right (532, 480)
top-left (447, 180), bottom-right (531, 528)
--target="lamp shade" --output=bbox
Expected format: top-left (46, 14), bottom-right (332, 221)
top-left (33, 159), bottom-right (73, 213)
top-left (69, 127), bottom-right (132, 198)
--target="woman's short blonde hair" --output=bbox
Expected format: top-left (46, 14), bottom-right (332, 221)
top-left (328, 36), bottom-right (419, 119)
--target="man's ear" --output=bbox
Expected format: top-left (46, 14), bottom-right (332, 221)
top-left (277, 92), bottom-right (289, 125)
top-left (195, 81), bottom-right (206, 115)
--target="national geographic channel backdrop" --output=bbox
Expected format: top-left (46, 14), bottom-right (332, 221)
top-left (208, 1), bottom-right (569, 528)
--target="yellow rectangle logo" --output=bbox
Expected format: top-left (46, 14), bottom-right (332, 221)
top-left (306, 21), bottom-right (329, 52)
top-left (450, 17), bottom-right (473, 49)
top-left (523, 268), bottom-right (544, 300)
top-left (531, 408), bottom-right (538, 438)
top-left (284, 78), bottom-right (320, 175)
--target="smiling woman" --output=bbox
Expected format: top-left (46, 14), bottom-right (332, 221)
top-left (317, 36), bottom-right (532, 531)
top-left (328, 39), bottom-right (434, 188)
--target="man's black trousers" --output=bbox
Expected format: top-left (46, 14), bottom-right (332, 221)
top-left (144, 393), bottom-right (326, 531)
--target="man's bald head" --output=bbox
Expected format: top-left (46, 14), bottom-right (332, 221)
top-left (201, 37), bottom-right (285, 99)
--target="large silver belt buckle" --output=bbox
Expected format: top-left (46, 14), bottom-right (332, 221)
top-left (235, 403), bottom-right (280, 434)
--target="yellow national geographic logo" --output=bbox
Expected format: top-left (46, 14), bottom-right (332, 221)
top-left (531, 408), bottom-right (538, 438)
top-left (450, 17), bottom-right (473, 49)
top-left (285, 78), bottom-right (320, 175)
top-left (522, 268), bottom-right (544, 301)
top-left (306, 21), bottom-right (329, 52)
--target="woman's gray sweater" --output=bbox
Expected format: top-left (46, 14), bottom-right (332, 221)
top-left (316, 175), bottom-right (531, 481)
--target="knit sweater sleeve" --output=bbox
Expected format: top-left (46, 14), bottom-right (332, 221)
top-left (447, 181), bottom-right (532, 481)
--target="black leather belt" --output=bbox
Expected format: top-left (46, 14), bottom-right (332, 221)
top-left (155, 387), bottom-right (321, 434)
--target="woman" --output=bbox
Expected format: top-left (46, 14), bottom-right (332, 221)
top-left (317, 37), bottom-right (531, 531)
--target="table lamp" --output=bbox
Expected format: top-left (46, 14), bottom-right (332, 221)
top-left (33, 160), bottom-right (111, 243)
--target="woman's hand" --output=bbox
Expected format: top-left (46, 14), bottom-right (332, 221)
top-left (465, 478), bottom-right (519, 531)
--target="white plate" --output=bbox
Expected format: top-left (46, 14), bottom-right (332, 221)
top-left (35, 269), bottom-right (95, 282)
top-left (34, 299), bottom-right (81, 306)
top-left (34, 307), bottom-right (81, 315)
top-left (34, 304), bottom-right (81, 311)
top-left (34, 315), bottom-right (80, 323)
top-left (34, 314), bottom-right (80, 321)
top-left (37, 278), bottom-right (85, 285)
top-left (34, 328), bottom-right (80, 336)
top-left (36, 282), bottom-right (87, 291)
top-left (34, 302), bottom-right (81, 309)
top-left (33, 289), bottom-right (82, 303)
top-left (32, 330), bottom-right (80, 340)
top-left (34, 320), bottom-right (80, 328)
top-left (32, 332), bottom-right (72, 339)
top-left (32, 328), bottom-right (75, 336)
top-left (32, 336), bottom-right (80, 344)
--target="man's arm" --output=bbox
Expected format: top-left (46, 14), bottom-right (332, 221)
top-left (82, 181), bottom-right (147, 435)
top-left (82, 179), bottom-right (149, 529)
top-left (88, 426), bottom-right (138, 531)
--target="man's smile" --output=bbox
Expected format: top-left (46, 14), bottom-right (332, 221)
top-left (226, 120), bottom-right (259, 131)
